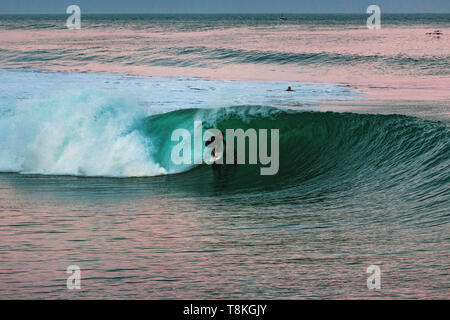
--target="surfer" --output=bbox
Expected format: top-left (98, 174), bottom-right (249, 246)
top-left (205, 134), bottom-right (225, 166)
top-left (286, 86), bottom-right (294, 92)
top-left (205, 135), bottom-right (217, 155)
top-left (205, 133), bottom-right (238, 168)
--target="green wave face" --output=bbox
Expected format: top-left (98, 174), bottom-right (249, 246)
top-left (138, 106), bottom-right (450, 200)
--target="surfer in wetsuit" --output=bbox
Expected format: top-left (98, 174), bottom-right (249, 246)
top-left (205, 133), bottom-right (238, 182)
top-left (205, 135), bottom-right (216, 155)
top-left (205, 134), bottom-right (225, 166)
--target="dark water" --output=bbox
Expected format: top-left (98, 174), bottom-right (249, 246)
top-left (0, 14), bottom-right (449, 299)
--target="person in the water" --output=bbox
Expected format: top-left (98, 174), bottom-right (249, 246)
top-left (205, 133), bottom-right (238, 168)
top-left (205, 134), bottom-right (237, 180)
top-left (286, 86), bottom-right (294, 92)
top-left (205, 135), bottom-right (216, 158)
top-left (205, 134), bottom-right (225, 163)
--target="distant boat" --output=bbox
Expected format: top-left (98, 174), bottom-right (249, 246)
top-left (279, 14), bottom-right (288, 21)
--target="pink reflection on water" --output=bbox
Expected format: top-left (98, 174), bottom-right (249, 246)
top-left (1, 25), bottom-right (449, 101)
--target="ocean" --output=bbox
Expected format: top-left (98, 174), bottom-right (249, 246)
top-left (0, 14), bottom-right (449, 299)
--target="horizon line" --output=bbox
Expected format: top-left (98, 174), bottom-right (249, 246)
top-left (1, 12), bottom-right (450, 15)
